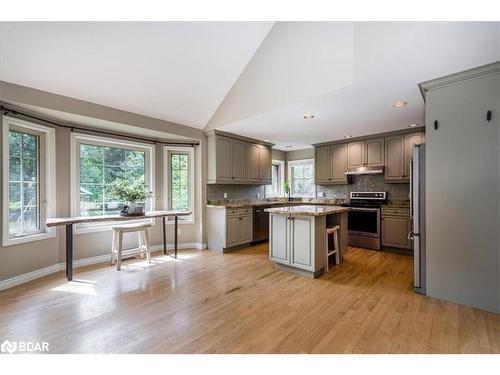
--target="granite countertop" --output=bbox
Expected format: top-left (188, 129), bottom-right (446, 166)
top-left (264, 205), bottom-right (349, 216)
top-left (206, 198), bottom-right (346, 209)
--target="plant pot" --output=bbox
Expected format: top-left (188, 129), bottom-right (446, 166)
top-left (120, 202), bottom-right (145, 217)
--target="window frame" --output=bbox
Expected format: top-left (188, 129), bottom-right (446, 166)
top-left (70, 132), bottom-right (155, 234)
top-left (287, 158), bottom-right (316, 197)
top-left (163, 146), bottom-right (194, 224)
top-left (266, 159), bottom-right (285, 197)
top-left (2, 116), bottom-right (56, 247)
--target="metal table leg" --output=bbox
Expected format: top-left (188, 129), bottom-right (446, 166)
top-left (162, 217), bottom-right (167, 255)
top-left (174, 215), bottom-right (178, 259)
top-left (66, 224), bottom-right (73, 281)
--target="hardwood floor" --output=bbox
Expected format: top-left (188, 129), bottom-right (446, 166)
top-left (1, 244), bottom-right (499, 354)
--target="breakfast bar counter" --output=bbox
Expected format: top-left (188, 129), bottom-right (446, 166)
top-left (264, 205), bottom-right (349, 278)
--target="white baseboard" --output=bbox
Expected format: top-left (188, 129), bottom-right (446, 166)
top-left (0, 242), bottom-right (207, 291)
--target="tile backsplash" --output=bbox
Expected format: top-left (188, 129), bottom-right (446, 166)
top-left (207, 174), bottom-right (409, 201)
top-left (316, 174), bottom-right (409, 200)
top-left (207, 184), bottom-right (266, 200)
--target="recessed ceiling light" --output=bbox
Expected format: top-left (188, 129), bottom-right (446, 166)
top-left (303, 114), bottom-right (314, 120)
top-left (408, 123), bottom-right (419, 128)
top-left (392, 101), bottom-right (407, 108)
top-left (264, 139), bottom-right (270, 142)
top-left (344, 135), bottom-right (352, 139)
top-left (285, 145), bottom-right (292, 148)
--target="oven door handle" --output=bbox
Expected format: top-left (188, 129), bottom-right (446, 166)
top-left (348, 207), bottom-right (380, 212)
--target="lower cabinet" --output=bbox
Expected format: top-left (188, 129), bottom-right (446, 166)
top-left (269, 214), bottom-right (314, 271)
top-left (381, 207), bottom-right (412, 249)
top-left (207, 206), bottom-right (253, 252)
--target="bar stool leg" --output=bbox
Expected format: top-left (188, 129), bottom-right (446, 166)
top-left (117, 231), bottom-right (123, 271)
top-left (334, 230), bottom-right (340, 265)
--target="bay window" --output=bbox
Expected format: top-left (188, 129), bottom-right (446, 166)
top-left (71, 133), bottom-right (154, 230)
top-left (2, 116), bottom-right (56, 246)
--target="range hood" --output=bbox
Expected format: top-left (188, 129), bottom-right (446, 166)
top-left (345, 166), bottom-right (384, 175)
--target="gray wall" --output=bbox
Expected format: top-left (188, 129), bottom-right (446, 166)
top-left (0, 81), bottom-right (207, 283)
top-left (424, 66), bottom-right (500, 313)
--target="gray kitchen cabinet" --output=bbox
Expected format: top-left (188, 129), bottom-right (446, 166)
top-left (315, 145), bottom-right (331, 184)
top-left (330, 144), bottom-right (348, 183)
top-left (403, 132), bottom-right (425, 179)
top-left (207, 206), bottom-right (253, 252)
top-left (314, 143), bottom-right (348, 185)
top-left (347, 141), bottom-right (365, 168)
top-left (215, 136), bottom-right (233, 182)
top-left (381, 215), bottom-right (411, 249)
top-left (207, 130), bottom-right (274, 185)
top-left (348, 138), bottom-right (384, 169)
top-left (365, 138), bottom-right (385, 167)
top-left (384, 135), bottom-right (405, 182)
top-left (231, 140), bottom-right (248, 182)
top-left (259, 146), bottom-right (272, 183)
top-left (247, 143), bottom-right (261, 183)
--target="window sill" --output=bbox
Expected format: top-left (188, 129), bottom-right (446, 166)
top-left (2, 229), bottom-right (56, 247)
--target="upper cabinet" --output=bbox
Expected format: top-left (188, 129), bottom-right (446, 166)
top-left (314, 130), bottom-right (424, 185)
top-left (207, 130), bottom-right (273, 185)
top-left (347, 138), bottom-right (384, 168)
top-left (314, 144), bottom-right (348, 185)
top-left (384, 132), bottom-right (425, 183)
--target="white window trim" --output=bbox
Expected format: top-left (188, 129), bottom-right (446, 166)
top-left (266, 159), bottom-right (285, 197)
top-left (2, 116), bottom-right (56, 247)
top-left (287, 158), bottom-right (316, 198)
top-left (70, 132), bottom-right (155, 234)
top-left (163, 146), bottom-right (195, 224)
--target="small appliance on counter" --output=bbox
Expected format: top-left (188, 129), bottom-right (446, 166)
top-left (341, 191), bottom-right (387, 250)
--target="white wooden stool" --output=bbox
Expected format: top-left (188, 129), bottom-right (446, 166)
top-left (111, 222), bottom-right (152, 271)
top-left (325, 225), bottom-right (340, 272)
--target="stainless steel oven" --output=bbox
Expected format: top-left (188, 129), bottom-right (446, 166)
top-left (342, 192), bottom-right (386, 250)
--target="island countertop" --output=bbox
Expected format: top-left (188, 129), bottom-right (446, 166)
top-left (264, 205), bottom-right (349, 216)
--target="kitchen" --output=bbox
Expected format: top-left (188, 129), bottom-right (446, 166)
top-left (206, 125), bottom-right (425, 281)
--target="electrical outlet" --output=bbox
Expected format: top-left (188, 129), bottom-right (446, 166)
top-left (223, 193), bottom-right (228, 199)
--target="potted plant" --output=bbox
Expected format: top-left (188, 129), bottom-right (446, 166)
top-left (284, 180), bottom-right (291, 201)
top-left (112, 179), bottom-right (153, 216)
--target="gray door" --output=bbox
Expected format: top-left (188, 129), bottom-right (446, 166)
top-left (382, 216), bottom-right (411, 249)
top-left (239, 215), bottom-right (253, 243)
top-left (315, 145), bottom-right (331, 183)
top-left (290, 217), bottom-right (313, 271)
top-left (216, 136), bottom-right (232, 181)
top-left (330, 144), bottom-right (348, 184)
top-left (231, 140), bottom-right (248, 181)
top-left (384, 135), bottom-right (404, 182)
top-left (365, 138), bottom-right (385, 167)
top-left (247, 143), bottom-right (260, 182)
top-left (347, 141), bottom-right (365, 168)
top-left (259, 146), bottom-right (272, 182)
top-left (269, 214), bottom-right (289, 264)
top-left (226, 217), bottom-right (239, 247)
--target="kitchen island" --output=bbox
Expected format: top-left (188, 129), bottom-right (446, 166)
top-left (264, 205), bottom-right (349, 278)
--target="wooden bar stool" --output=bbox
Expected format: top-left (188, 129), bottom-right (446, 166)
top-left (111, 222), bottom-right (152, 271)
top-left (325, 225), bottom-right (340, 272)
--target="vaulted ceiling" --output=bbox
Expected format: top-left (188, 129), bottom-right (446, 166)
top-left (1, 21), bottom-right (499, 149)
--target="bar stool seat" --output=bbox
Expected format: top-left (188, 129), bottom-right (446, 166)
top-left (325, 225), bottom-right (340, 272)
top-left (111, 222), bottom-right (152, 271)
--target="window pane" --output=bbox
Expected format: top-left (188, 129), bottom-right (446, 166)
top-left (104, 147), bottom-right (125, 165)
top-left (170, 152), bottom-right (190, 212)
top-left (8, 130), bottom-right (41, 237)
top-left (126, 150), bottom-right (145, 179)
top-left (9, 131), bottom-right (22, 157)
top-left (23, 133), bottom-right (38, 159)
top-left (104, 166), bottom-right (124, 183)
top-left (80, 162), bottom-right (102, 183)
top-left (23, 158), bottom-right (38, 182)
top-left (9, 157), bottom-right (21, 181)
top-left (80, 144), bottom-right (102, 164)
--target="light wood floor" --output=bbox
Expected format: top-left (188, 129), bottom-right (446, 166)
top-left (1, 244), bottom-right (499, 354)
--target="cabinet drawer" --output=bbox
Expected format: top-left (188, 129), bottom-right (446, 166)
top-left (382, 207), bottom-right (409, 217)
top-left (238, 208), bottom-right (252, 215)
top-left (226, 208), bottom-right (240, 217)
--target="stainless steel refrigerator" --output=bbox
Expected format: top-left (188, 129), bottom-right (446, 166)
top-left (410, 143), bottom-right (426, 295)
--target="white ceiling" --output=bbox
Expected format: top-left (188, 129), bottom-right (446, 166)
top-left (1, 22), bottom-right (499, 150)
top-left (217, 22), bottom-right (500, 150)
top-left (0, 21), bottom-right (274, 128)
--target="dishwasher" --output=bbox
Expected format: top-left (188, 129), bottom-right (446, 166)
top-left (253, 206), bottom-right (271, 242)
